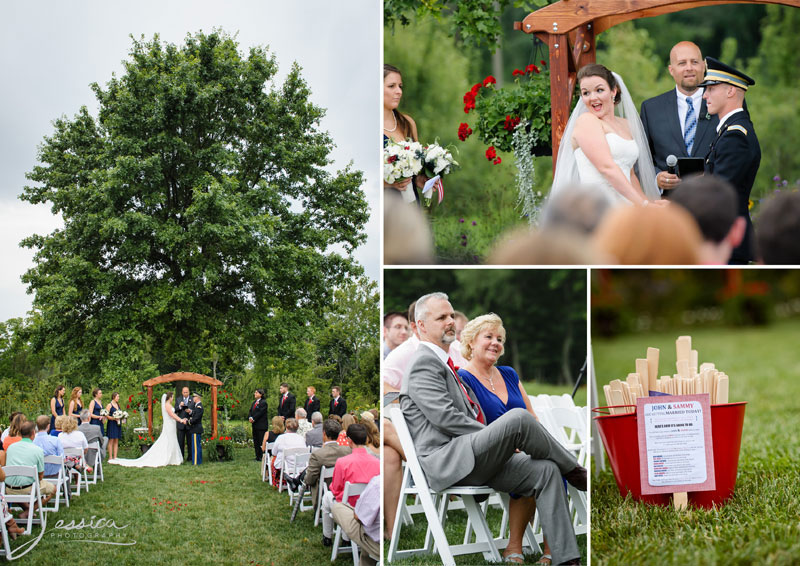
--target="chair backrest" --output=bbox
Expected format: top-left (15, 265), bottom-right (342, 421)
top-left (549, 394), bottom-right (577, 409)
top-left (283, 446), bottom-right (309, 469)
top-left (389, 406), bottom-right (433, 492)
top-left (291, 451), bottom-right (312, 474)
top-left (266, 442), bottom-right (275, 454)
top-left (341, 480), bottom-right (368, 506)
top-left (1, 465), bottom-right (38, 493)
top-left (43, 454), bottom-right (66, 476)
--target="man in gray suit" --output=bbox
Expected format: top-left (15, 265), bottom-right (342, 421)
top-left (78, 409), bottom-right (105, 464)
top-left (305, 411), bottom-right (324, 448)
top-left (400, 292), bottom-right (585, 566)
top-left (641, 41), bottom-right (719, 197)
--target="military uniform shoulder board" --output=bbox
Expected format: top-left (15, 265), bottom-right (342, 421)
top-left (726, 124), bottom-right (748, 136)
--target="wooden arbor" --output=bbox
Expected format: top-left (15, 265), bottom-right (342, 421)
top-left (514, 0), bottom-right (800, 169)
top-left (142, 372), bottom-right (223, 439)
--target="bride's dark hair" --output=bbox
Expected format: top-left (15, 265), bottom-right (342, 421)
top-left (577, 63), bottom-right (621, 105)
top-left (165, 391), bottom-right (174, 402)
top-left (384, 64), bottom-right (415, 140)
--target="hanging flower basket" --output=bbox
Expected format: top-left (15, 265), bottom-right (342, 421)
top-left (459, 62), bottom-right (560, 163)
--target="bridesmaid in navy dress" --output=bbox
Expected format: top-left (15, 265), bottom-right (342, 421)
top-left (457, 313), bottom-right (552, 566)
top-left (67, 387), bottom-right (83, 420)
top-left (89, 388), bottom-right (105, 436)
top-left (105, 392), bottom-right (122, 461)
top-left (383, 64), bottom-right (424, 204)
top-left (50, 385), bottom-right (66, 433)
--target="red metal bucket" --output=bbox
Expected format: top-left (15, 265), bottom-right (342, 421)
top-left (593, 402), bottom-right (746, 508)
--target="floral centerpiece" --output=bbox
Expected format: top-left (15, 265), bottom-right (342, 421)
top-left (458, 62), bottom-right (560, 164)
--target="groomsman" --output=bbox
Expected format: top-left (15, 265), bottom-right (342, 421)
top-left (187, 393), bottom-right (204, 465)
top-left (329, 387), bottom-right (347, 418)
top-left (277, 383), bottom-right (296, 420)
top-left (640, 41), bottom-right (719, 196)
top-left (700, 57), bottom-right (760, 264)
top-left (304, 386), bottom-right (321, 416)
top-left (249, 389), bottom-right (269, 461)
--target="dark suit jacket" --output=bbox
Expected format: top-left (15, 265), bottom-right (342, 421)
top-left (304, 396), bottom-right (321, 416)
top-left (176, 396), bottom-right (194, 431)
top-left (188, 403), bottom-right (204, 435)
top-left (305, 441), bottom-right (352, 510)
top-left (249, 398), bottom-right (269, 431)
top-left (329, 397), bottom-right (347, 418)
top-left (641, 89), bottom-right (718, 194)
top-left (705, 111), bottom-right (761, 263)
top-left (277, 392), bottom-right (296, 420)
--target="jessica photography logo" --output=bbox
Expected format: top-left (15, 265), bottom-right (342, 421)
top-left (48, 516), bottom-right (136, 546)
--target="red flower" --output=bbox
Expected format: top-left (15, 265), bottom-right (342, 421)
top-left (485, 146), bottom-right (497, 161)
top-left (483, 75), bottom-right (496, 86)
top-left (470, 83), bottom-right (482, 95)
top-left (541, 59), bottom-right (547, 67)
top-left (458, 123), bottom-right (473, 141)
top-left (128, 395), bottom-right (134, 402)
top-left (512, 68), bottom-right (524, 77)
top-left (387, 154), bottom-right (398, 164)
top-left (493, 157), bottom-right (502, 165)
top-left (126, 404), bottom-right (130, 409)
top-left (503, 115), bottom-right (521, 132)
top-left (526, 64), bottom-right (540, 75)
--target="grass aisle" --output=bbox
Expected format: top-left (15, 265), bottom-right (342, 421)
top-left (10, 446), bottom-right (337, 566)
top-left (592, 322), bottom-right (800, 566)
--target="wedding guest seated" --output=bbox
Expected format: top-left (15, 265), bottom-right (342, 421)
top-left (539, 183), bottom-right (613, 236)
top-left (2, 414), bottom-right (27, 450)
top-left (382, 419), bottom-right (405, 540)
top-left (78, 409), bottom-right (105, 465)
top-left (50, 415), bottom-right (66, 437)
top-left (271, 418), bottom-right (307, 488)
top-left (285, 419), bottom-right (351, 513)
top-left (33, 415), bottom-right (65, 478)
top-left (295, 408), bottom-right (313, 438)
top-left (671, 176), bottom-right (746, 264)
top-left (305, 412), bottom-right (324, 448)
top-left (487, 227), bottom-right (596, 265)
top-left (337, 414), bottom-right (356, 446)
top-left (756, 191), bottom-right (800, 264)
top-left (331, 474), bottom-right (380, 566)
top-left (320, 423), bottom-right (379, 547)
top-left (593, 204), bottom-right (704, 264)
top-left (0, 467), bottom-right (24, 540)
top-left (1, 412), bottom-right (23, 443)
top-left (329, 414), bottom-right (343, 425)
top-left (361, 420), bottom-right (380, 458)
top-left (58, 416), bottom-right (91, 473)
top-left (359, 411), bottom-right (375, 424)
top-left (263, 416), bottom-right (285, 453)
top-left (5, 421), bottom-right (56, 516)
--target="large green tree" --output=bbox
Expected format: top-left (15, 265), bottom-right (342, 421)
top-left (20, 31), bottom-right (369, 383)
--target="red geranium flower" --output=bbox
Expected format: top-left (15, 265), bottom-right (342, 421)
top-left (483, 75), bottom-right (496, 86)
top-left (458, 122), bottom-right (473, 141)
top-left (470, 83), bottom-right (482, 95)
top-left (485, 146), bottom-right (497, 161)
top-left (503, 115), bottom-right (521, 132)
top-left (541, 59), bottom-right (547, 67)
top-left (512, 68), bottom-right (524, 77)
top-left (493, 157), bottom-right (502, 165)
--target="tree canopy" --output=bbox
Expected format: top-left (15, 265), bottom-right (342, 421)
top-left (20, 31), bottom-right (370, 383)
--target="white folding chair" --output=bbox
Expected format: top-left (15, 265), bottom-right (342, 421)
top-left (63, 447), bottom-right (89, 495)
top-left (286, 450), bottom-right (312, 508)
top-left (1, 466), bottom-right (46, 535)
top-left (43, 455), bottom-right (70, 512)
top-left (279, 447), bottom-right (310, 494)
top-left (546, 406), bottom-right (589, 535)
top-left (314, 466), bottom-right (335, 527)
top-left (87, 441), bottom-right (104, 485)
top-left (387, 406), bottom-right (506, 565)
top-left (261, 442), bottom-right (275, 483)
top-left (330, 480), bottom-right (367, 565)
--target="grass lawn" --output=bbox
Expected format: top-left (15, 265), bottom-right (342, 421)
top-left (387, 382), bottom-right (587, 565)
top-left (6, 445), bottom-right (341, 566)
top-left (591, 321), bottom-right (800, 566)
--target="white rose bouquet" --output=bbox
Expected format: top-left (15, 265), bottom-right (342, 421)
top-left (384, 139), bottom-right (424, 203)
top-left (420, 142), bottom-right (459, 205)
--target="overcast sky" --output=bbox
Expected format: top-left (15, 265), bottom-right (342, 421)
top-left (0, 0), bottom-right (379, 322)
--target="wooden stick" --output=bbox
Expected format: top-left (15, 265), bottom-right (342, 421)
top-left (647, 347), bottom-right (660, 395)
top-left (673, 492), bottom-right (688, 510)
top-left (716, 374), bottom-right (729, 404)
top-left (603, 384), bottom-right (613, 412)
top-left (690, 349), bottom-right (699, 371)
top-left (635, 359), bottom-right (649, 397)
top-left (676, 336), bottom-right (692, 362)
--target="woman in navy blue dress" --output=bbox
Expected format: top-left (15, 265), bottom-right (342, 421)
top-left (67, 387), bottom-right (84, 420)
top-left (384, 64), bottom-right (424, 204)
top-left (50, 385), bottom-right (66, 433)
top-left (457, 313), bottom-right (552, 566)
top-left (105, 392), bottom-right (122, 461)
top-left (88, 388), bottom-right (105, 437)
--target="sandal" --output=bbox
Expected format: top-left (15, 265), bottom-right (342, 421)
top-left (504, 553), bottom-right (525, 564)
top-left (536, 554), bottom-right (552, 566)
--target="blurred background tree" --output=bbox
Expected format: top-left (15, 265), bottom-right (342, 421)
top-left (384, 269), bottom-right (586, 385)
top-left (385, 2), bottom-right (800, 260)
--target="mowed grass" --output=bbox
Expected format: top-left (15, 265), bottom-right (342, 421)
top-left (388, 382), bottom-right (587, 565)
top-left (591, 321), bottom-right (800, 566)
top-left (6, 445), bottom-right (340, 566)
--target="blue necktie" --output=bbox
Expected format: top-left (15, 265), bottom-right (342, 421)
top-left (684, 97), bottom-right (696, 155)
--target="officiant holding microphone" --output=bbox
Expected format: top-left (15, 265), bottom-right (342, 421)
top-left (641, 41), bottom-right (719, 197)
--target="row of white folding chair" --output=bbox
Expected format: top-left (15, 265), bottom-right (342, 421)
top-left (1, 466), bottom-right (46, 536)
top-left (63, 447), bottom-right (89, 496)
top-left (330, 480), bottom-right (367, 565)
top-left (86, 440), bottom-right (105, 486)
top-left (314, 466), bottom-right (335, 526)
top-left (279, 447), bottom-right (311, 499)
top-left (261, 442), bottom-right (275, 484)
top-left (43, 455), bottom-right (70, 513)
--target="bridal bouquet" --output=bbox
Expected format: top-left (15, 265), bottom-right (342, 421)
top-left (420, 142), bottom-right (459, 205)
top-left (116, 410), bottom-right (129, 423)
top-left (99, 409), bottom-right (109, 417)
top-left (384, 139), bottom-right (424, 203)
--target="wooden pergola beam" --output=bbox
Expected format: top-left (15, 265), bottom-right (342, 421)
top-left (142, 372), bottom-right (224, 439)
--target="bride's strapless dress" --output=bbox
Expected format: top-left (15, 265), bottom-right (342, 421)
top-left (110, 397), bottom-right (183, 467)
top-left (574, 132), bottom-right (639, 206)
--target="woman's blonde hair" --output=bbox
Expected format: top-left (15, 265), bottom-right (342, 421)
top-left (460, 313), bottom-right (506, 361)
top-left (341, 414), bottom-right (356, 432)
top-left (271, 416), bottom-right (285, 434)
top-left (54, 415), bottom-right (67, 431)
top-left (9, 413), bottom-right (27, 437)
top-left (61, 416), bottom-right (78, 434)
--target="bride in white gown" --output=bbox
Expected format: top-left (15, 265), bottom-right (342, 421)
top-left (110, 392), bottom-right (183, 467)
top-left (549, 63), bottom-right (663, 209)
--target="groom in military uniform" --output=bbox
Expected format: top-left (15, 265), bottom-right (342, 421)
top-left (184, 392), bottom-right (204, 465)
top-left (700, 57), bottom-right (761, 264)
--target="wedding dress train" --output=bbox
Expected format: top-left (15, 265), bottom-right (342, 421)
top-left (109, 394), bottom-right (183, 467)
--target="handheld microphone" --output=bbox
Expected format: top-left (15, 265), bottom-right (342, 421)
top-left (666, 154), bottom-right (678, 175)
